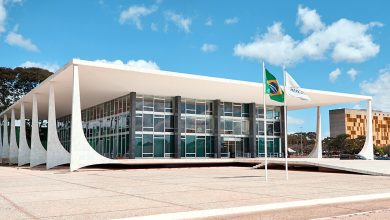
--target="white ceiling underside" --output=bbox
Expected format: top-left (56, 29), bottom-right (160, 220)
top-left (1, 59), bottom-right (371, 119)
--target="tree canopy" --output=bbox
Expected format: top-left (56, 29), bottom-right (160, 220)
top-left (0, 67), bottom-right (52, 112)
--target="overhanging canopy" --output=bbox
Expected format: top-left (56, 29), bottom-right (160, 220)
top-left (0, 59), bottom-right (371, 119)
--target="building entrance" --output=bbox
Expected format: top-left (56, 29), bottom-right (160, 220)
top-left (222, 138), bottom-right (245, 158)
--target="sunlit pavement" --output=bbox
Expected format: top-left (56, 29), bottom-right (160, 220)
top-left (0, 165), bottom-right (390, 219)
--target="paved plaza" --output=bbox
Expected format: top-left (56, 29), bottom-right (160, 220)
top-left (0, 165), bottom-right (390, 219)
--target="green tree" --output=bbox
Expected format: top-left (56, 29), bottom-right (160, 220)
top-left (0, 67), bottom-right (52, 112)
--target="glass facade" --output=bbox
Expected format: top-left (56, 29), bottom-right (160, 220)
top-left (57, 93), bottom-right (283, 159)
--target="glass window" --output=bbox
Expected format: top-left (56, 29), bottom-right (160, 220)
top-left (136, 114), bottom-right (142, 131)
top-left (274, 122), bottom-right (281, 133)
top-left (143, 114), bottom-right (153, 130)
top-left (154, 116), bottom-right (164, 132)
top-left (274, 107), bottom-right (281, 120)
top-left (165, 115), bottom-right (174, 132)
top-left (143, 96), bottom-right (153, 111)
top-left (196, 119), bottom-right (205, 133)
top-left (186, 116), bottom-right (196, 133)
top-left (165, 135), bottom-right (175, 154)
top-left (206, 102), bottom-right (213, 115)
top-left (154, 99), bottom-right (164, 112)
top-left (165, 98), bottom-right (173, 112)
top-left (206, 117), bottom-right (213, 133)
top-left (180, 117), bottom-right (185, 133)
top-left (267, 123), bottom-right (273, 136)
top-left (266, 109), bottom-right (273, 119)
top-left (143, 134), bottom-right (153, 156)
top-left (225, 119), bottom-right (233, 134)
top-left (186, 135), bottom-right (195, 155)
top-left (186, 99), bottom-right (196, 114)
top-left (257, 121), bottom-right (264, 135)
top-left (154, 136), bottom-right (164, 157)
top-left (224, 102), bottom-right (233, 116)
top-left (233, 104), bottom-right (241, 117)
top-left (233, 120), bottom-right (241, 135)
top-left (257, 107), bottom-right (264, 118)
top-left (196, 102), bottom-right (206, 115)
top-left (242, 120), bottom-right (249, 135)
top-left (242, 104), bottom-right (249, 117)
top-left (196, 137), bottom-right (206, 157)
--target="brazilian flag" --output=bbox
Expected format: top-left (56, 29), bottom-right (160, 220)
top-left (265, 69), bottom-right (284, 103)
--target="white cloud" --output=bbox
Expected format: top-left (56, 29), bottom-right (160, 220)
top-left (234, 5), bottom-right (381, 66)
top-left (165, 11), bottom-right (191, 33)
top-left (19, 61), bottom-right (59, 72)
top-left (360, 66), bottom-right (390, 112)
top-left (94, 59), bottom-right (160, 70)
top-left (329, 68), bottom-right (341, 83)
top-left (296, 5), bottom-right (324, 34)
top-left (150, 22), bottom-right (158, 31)
top-left (205, 17), bottom-right (213, 26)
top-left (225, 17), bottom-right (239, 25)
top-left (287, 116), bottom-right (304, 125)
top-left (347, 68), bottom-right (358, 81)
top-left (201, 43), bottom-right (217, 53)
top-left (5, 26), bottom-right (39, 52)
top-left (119, 5), bottom-right (157, 30)
top-left (0, 0), bottom-right (7, 33)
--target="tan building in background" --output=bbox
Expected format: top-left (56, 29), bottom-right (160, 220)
top-left (330, 109), bottom-right (390, 147)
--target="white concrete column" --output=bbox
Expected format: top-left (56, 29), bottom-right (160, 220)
top-left (9, 109), bottom-right (19, 164)
top-left (70, 65), bottom-right (113, 171)
top-left (358, 99), bottom-right (374, 160)
top-left (30, 94), bottom-right (47, 167)
top-left (18, 102), bottom-right (31, 166)
top-left (308, 106), bottom-right (322, 158)
top-left (2, 115), bottom-right (9, 163)
top-left (47, 84), bottom-right (70, 169)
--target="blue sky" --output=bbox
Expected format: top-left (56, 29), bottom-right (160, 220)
top-left (0, 0), bottom-right (389, 137)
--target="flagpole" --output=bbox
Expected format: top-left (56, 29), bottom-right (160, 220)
top-left (262, 61), bottom-right (268, 182)
top-left (283, 65), bottom-right (289, 181)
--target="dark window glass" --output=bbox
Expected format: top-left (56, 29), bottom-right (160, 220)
top-left (186, 135), bottom-right (195, 154)
top-left (180, 117), bottom-right (185, 133)
top-left (233, 121), bottom-right (241, 135)
top-left (257, 107), bottom-right (264, 118)
top-left (267, 109), bottom-right (273, 119)
top-left (257, 121), bottom-right (264, 135)
top-left (154, 117), bottom-right (164, 132)
top-left (186, 116), bottom-right (195, 133)
top-left (242, 104), bottom-right (249, 116)
top-left (143, 114), bottom-right (153, 129)
top-left (143, 96), bottom-right (153, 111)
top-left (165, 98), bottom-right (173, 112)
top-left (165, 135), bottom-right (175, 154)
top-left (206, 118), bottom-right (213, 133)
top-left (267, 123), bottom-right (273, 136)
top-left (233, 105), bottom-right (241, 117)
top-left (206, 102), bottom-right (213, 115)
top-left (143, 134), bottom-right (153, 154)
top-left (196, 102), bottom-right (206, 115)
top-left (186, 99), bottom-right (196, 114)
top-left (165, 115), bottom-right (174, 132)
top-left (154, 99), bottom-right (164, 112)
top-left (196, 119), bottom-right (205, 133)
top-left (274, 122), bottom-right (281, 133)
top-left (224, 102), bottom-right (233, 116)
top-left (154, 136), bottom-right (164, 157)
top-left (225, 119), bottom-right (233, 134)
top-left (136, 97), bottom-right (143, 111)
top-left (136, 116), bottom-right (142, 131)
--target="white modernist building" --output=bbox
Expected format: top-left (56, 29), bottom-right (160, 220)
top-left (0, 59), bottom-right (374, 171)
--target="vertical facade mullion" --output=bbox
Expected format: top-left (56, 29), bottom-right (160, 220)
top-left (128, 92), bottom-right (136, 159)
top-left (173, 96), bottom-right (181, 158)
top-left (249, 103), bottom-right (256, 158)
top-left (213, 99), bottom-right (221, 158)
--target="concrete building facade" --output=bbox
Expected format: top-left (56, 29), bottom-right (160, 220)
top-left (330, 109), bottom-right (390, 147)
top-left (0, 59), bottom-right (375, 171)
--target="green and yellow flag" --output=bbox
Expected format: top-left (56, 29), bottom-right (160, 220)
top-left (265, 69), bottom-right (284, 103)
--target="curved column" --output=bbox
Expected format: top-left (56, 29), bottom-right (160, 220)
top-left (358, 100), bottom-right (374, 160)
top-left (30, 94), bottom-right (47, 167)
top-left (308, 106), bottom-right (322, 158)
top-left (70, 65), bottom-right (113, 171)
top-left (9, 109), bottom-right (19, 164)
top-left (18, 102), bottom-right (30, 166)
top-left (47, 84), bottom-right (70, 169)
top-left (2, 115), bottom-right (9, 163)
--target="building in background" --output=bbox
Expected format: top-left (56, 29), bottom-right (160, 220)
top-left (330, 109), bottom-right (390, 147)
